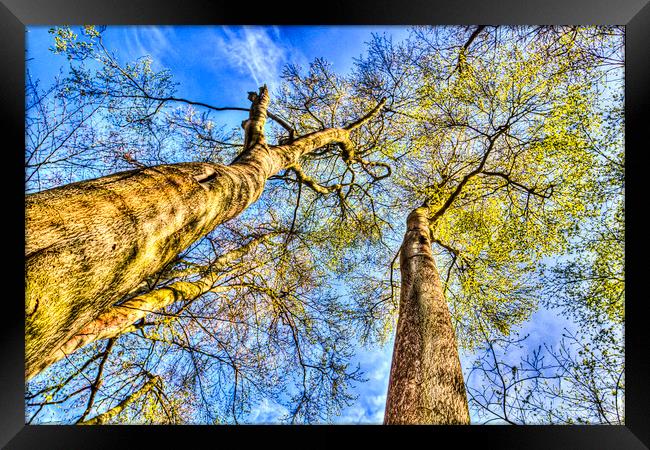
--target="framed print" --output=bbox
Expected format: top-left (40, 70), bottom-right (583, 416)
top-left (2, 0), bottom-right (649, 447)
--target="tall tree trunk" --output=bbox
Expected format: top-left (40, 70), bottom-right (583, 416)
top-left (384, 207), bottom-right (470, 424)
top-left (25, 86), bottom-right (385, 379)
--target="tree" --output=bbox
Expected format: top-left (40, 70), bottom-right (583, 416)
top-left (26, 216), bottom-right (371, 423)
top-left (26, 76), bottom-right (385, 380)
top-left (342, 25), bottom-right (623, 424)
top-left (26, 27), bottom-right (393, 424)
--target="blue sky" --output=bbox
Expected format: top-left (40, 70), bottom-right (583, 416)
top-left (26, 25), bottom-right (595, 424)
top-left (27, 26), bottom-right (410, 131)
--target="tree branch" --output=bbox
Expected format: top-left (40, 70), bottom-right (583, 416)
top-left (481, 171), bottom-right (554, 199)
top-left (76, 337), bottom-right (116, 423)
top-left (449, 25), bottom-right (488, 78)
top-left (344, 97), bottom-right (387, 132)
top-left (79, 375), bottom-right (160, 425)
top-left (429, 126), bottom-right (507, 223)
top-left (103, 92), bottom-right (295, 139)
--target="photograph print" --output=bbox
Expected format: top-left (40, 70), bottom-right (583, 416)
top-left (25, 25), bottom-right (624, 425)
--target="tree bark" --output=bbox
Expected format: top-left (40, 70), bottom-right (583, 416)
top-left (384, 207), bottom-right (470, 424)
top-left (25, 86), bottom-right (385, 380)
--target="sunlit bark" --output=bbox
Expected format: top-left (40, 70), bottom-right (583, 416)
top-left (384, 207), bottom-right (470, 424)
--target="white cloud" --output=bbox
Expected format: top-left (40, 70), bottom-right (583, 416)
top-left (210, 26), bottom-right (303, 91)
top-left (246, 397), bottom-right (288, 423)
top-left (119, 26), bottom-right (177, 67)
top-left (333, 342), bottom-right (393, 424)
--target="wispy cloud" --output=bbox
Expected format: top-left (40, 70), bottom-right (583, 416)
top-left (210, 26), bottom-right (304, 90)
top-left (118, 26), bottom-right (178, 67)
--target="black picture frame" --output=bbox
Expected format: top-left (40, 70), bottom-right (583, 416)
top-left (2, 0), bottom-right (648, 448)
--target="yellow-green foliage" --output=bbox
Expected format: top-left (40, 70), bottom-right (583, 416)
top-left (387, 27), bottom-right (615, 347)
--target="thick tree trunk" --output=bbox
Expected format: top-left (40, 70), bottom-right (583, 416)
top-left (25, 86), bottom-right (385, 379)
top-left (384, 207), bottom-right (470, 424)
